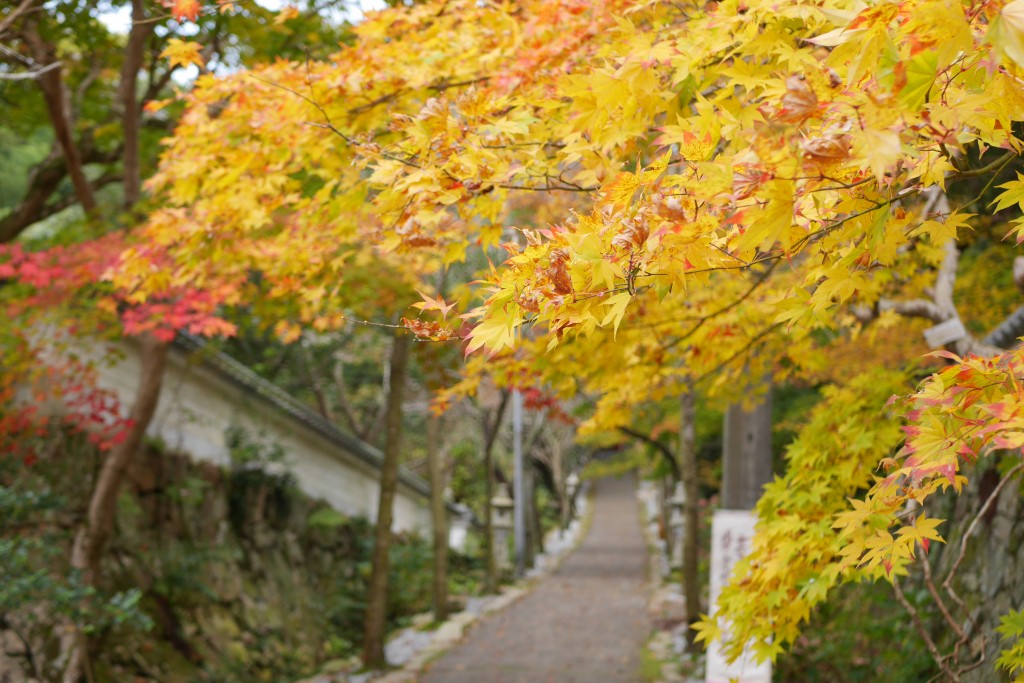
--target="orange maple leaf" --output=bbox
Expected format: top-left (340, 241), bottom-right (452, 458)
top-left (172, 0), bottom-right (201, 21)
top-left (412, 290), bottom-right (457, 319)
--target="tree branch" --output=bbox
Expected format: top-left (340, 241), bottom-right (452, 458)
top-left (118, 0), bottom-right (155, 208)
top-left (21, 17), bottom-right (98, 215)
top-left (0, 60), bottom-right (58, 80)
top-left (618, 426), bottom-right (680, 481)
top-left (0, 138), bottom-right (119, 244)
top-left (0, 0), bottom-right (37, 37)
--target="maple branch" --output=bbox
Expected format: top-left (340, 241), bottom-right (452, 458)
top-left (952, 150), bottom-right (1018, 180)
top-left (297, 340), bottom-right (336, 424)
top-left (878, 298), bottom-right (944, 320)
top-left (893, 578), bottom-right (962, 683)
top-left (0, 0), bottom-right (36, 37)
top-left (917, 549), bottom-right (968, 657)
top-left (72, 57), bottom-right (104, 121)
top-left (0, 139), bottom-right (120, 243)
top-left (142, 66), bottom-right (177, 107)
top-left (864, 188), bottom-right (1008, 356)
top-left (0, 60), bottom-right (58, 80)
top-left (694, 321), bottom-right (785, 386)
top-left (677, 196), bottom-right (908, 279)
top-left (942, 462), bottom-right (1024, 615)
top-left (618, 426), bottom-right (680, 481)
top-left (878, 237), bottom-right (1002, 356)
top-left (119, 0), bottom-right (156, 208)
top-left (21, 17), bottom-right (98, 215)
top-left (480, 140), bottom-right (566, 150)
top-left (330, 353), bottom-right (366, 436)
top-left (348, 76), bottom-right (489, 115)
top-left (250, 73), bottom-right (362, 149)
top-left (658, 259), bottom-right (781, 346)
top-left (483, 389), bottom-right (511, 453)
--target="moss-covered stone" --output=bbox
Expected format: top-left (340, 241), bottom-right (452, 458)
top-left (1, 441), bottom-right (438, 683)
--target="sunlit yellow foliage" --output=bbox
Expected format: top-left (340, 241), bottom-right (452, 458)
top-left (138, 0), bottom-right (1024, 666)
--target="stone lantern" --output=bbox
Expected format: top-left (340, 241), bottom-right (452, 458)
top-left (669, 481), bottom-right (686, 570)
top-left (447, 503), bottom-right (474, 553)
top-left (491, 484), bottom-right (514, 570)
top-left (566, 472), bottom-right (580, 501)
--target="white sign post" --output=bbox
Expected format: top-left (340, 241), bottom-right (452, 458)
top-left (705, 510), bottom-right (772, 683)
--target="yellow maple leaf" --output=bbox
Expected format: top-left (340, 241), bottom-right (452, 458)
top-left (601, 172), bottom-right (641, 210)
top-left (856, 128), bottom-right (902, 181)
top-left (160, 38), bottom-right (204, 70)
top-left (999, 0), bottom-right (1024, 68)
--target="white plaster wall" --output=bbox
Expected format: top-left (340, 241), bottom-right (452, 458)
top-left (87, 341), bottom-right (433, 534)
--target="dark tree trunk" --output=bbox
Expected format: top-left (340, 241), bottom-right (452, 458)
top-left (427, 413), bottom-right (448, 622)
top-left (0, 140), bottom-right (121, 244)
top-left (480, 391), bottom-right (509, 594)
top-left (679, 384), bottom-right (701, 637)
top-left (361, 332), bottom-right (411, 669)
top-left (22, 18), bottom-right (98, 216)
top-left (118, 0), bottom-right (155, 209)
top-left (61, 334), bottom-right (169, 682)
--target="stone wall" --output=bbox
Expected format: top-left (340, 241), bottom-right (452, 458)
top-left (90, 338), bottom-right (433, 534)
top-left (937, 462), bottom-right (1024, 683)
top-left (0, 443), bottom-right (437, 683)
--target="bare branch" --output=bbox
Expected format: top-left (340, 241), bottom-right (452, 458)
top-left (879, 298), bottom-right (945, 321)
top-left (893, 578), bottom-right (962, 683)
top-left (942, 463), bottom-right (1024, 614)
top-left (0, 60), bottom-right (58, 80)
top-left (22, 17), bottom-right (98, 214)
top-left (0, 0), bottom-right (36, 37)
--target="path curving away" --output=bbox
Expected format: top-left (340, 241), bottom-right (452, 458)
top-left (421, 475), bottom-right (650, 683)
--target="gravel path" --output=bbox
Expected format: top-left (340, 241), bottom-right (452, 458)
top-left (420, 475), bottom-right (650, 683)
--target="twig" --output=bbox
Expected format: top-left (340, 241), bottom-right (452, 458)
top-left (942, 462), bottom-right (1024, 614)
top-left (953, 150), bottom-right (1018, 180)
top-left (893, 578), bottom-right (962, 683)
top-left (694, 321), bottom-right (784, 385)
top-left (0, 0), bottom-right (37, 36)
top-left (0, 61), bottom-right (59, 80)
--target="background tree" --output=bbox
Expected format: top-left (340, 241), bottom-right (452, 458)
top-left (74, 0), bottom-right (1024, 679)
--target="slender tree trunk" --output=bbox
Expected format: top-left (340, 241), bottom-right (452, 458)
top-left (427, 413), bottom-right (448, 622)
top-left (679, 384), bottom-right (701, 637)
top-left (552, 443), bottom-right (569, 531)
top-left (480, 391), bottom-right (509, 594)
top-left (61, 334), bottom-right (169, 683)
top-left (22, 18), bottom-right (97, 215)
top-left (118, 0), bottom-right (154, 208)
top-left (299, 341), bottom-right (335, 423)
top-left (528, 465), bottom-right (543, 558)
top-left (361, 333), bottom-right (411, 669)
top-left (482, 431), bottom-right (497, 594)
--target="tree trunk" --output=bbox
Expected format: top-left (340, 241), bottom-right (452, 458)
top-left (721, 384), bottom-right (773, 510)
top-left (22, 18), bottom-right (98, 216)
top-left (679, 384), bottom-right (701, 637)
top-left (61, 334), bottom-right (169, 683)
top-left (427, 412), bottom-right (448, 622)
top-left (529, 464), bottom-right (543, 558)
top-left (0, 139), bottom-right (121, 244)
top-left (480, 391), bottom-right (508, 594)
top-left (361, 332), bottom-right (410, 669)
top-left (118, 0), bottom-right (154, 208)
top-left (552, 442), bottom-right (569, 531)
top-left (482, 431), bottom-right (497, 594)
